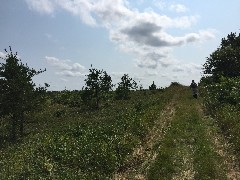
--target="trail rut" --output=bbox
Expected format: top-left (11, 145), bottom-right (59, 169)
top-left (114, 87), bottom-right (240, 180)
top-left (198, 104), bottom-right (240, 180)
top-left (114, 99), bottom-right (176, 179)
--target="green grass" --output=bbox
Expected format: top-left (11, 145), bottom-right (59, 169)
top-left (0, 88), bottom-right (172, 179)
top-left (1, 84), bottom-right (236, 179)
top-left (147, 87), bottom-right (226, 179)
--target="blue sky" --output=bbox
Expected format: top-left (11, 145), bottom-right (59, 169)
top-left (0, 0), bottom-right (239, 90)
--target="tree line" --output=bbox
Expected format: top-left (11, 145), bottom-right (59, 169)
top-left (0, 47), bottom-right (158, 141)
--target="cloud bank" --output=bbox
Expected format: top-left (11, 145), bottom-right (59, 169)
top-left (45, 56), bottom-right (86, 77)
top-left (26, 0), bottom-right (215, 75)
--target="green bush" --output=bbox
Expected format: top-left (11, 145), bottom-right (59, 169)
top-left (202, 76), bottom-right (240, 114)
top-left (204, 104), bottom-right (240, 166)
top-left (202, 76), bottom-right (240, 162)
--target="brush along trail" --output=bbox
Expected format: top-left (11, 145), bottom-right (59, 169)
top-left (114, 85), bottom-right (240, 180)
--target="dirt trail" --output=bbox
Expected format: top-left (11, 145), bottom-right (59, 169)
top-left (114, 87), bottom-right (240, 180)
top-left (198, 105), bottom-right (240, 180)
top-left (114, 99), bottom-right (177, 179)
top-left (171, 144), bottom-right (195, 180)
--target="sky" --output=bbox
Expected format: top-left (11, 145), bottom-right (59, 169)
top-left (0, 0), bottom-right (239, 91)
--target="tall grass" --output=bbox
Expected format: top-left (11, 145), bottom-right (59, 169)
top-left (0, 89), bottom-right (171, 179)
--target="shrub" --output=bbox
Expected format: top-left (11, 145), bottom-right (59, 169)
top-left (115, 74), bottom-right (137, 100)
top-left (0, 47), bottom-right (48, 140)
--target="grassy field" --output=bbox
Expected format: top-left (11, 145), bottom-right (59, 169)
top-left (1, 84), bottom-right (240, 179)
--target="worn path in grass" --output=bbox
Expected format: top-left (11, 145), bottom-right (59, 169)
top-left (114, 85), bottom-right (240, 180)
top-left (114, 89), bottom-right (177, 179)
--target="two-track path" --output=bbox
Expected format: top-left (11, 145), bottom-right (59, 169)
top-left (114, 86), bottom-right (240, 180)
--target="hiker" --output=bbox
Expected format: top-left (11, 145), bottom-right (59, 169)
top-left (190, 80), bottom-right (198, 98)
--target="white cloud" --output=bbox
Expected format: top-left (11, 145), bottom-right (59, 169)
top-left (185, 63), bottom-right (203, 73)
top-left (60, 78), bottom-right (68, 82)
top-left (153, 0), bottom-right (167, 10)
top-left (0, 51), bottom-right (7, 59)
top-left (45, 33), bottom-right (52, 39)
top-left (145, 70), bottom-right (158, 76)
top-left (160, 73), bottom-right (168, 78)
top-left (154, 1), bottom-right (188, 13)
top-left (56, 71), bottom-right (85, 77)
top-left (172, 63), bottom-right (202, 74)
top-left (159, 58), bottom-right (179, 68)
top-left (26, 0), bottom-right (216, 70)
top-left (45, 56), bottom-right (86, 77)
top-left (173, 16), bottom-right (198, 28)
top-left (45, 56), bottom-right (72, 70)
top-left (135, 52), bottom-right (169, 69)
top-left (169, 4), bottom-right (188, 13)
top-left (172, 66), bottom-right (185, 72)
top-left (72, 63), bottom-right (85, 72)
top-left (199, 29), bottom-right (217, 40)
top-left (57, 0), bottom-right (96, 26)
top-left (25, 0), bottom-right (55, 15)
top-left (93, 0), bottom-right (133, 27)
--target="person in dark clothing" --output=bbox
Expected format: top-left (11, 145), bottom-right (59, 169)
top-left (190, 80), bottom-right (198, 98)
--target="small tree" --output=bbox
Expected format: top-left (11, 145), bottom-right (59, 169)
top-left (149, 81), bottom-right (157, 90)
top-left (82, 66), bottom-right (113, 108)
top-left (0, 47), bottom-right (48, 141)
top-left (203, 32), bottom-right (240, 81)
top-left (115, 74), bottom-right (137, 100)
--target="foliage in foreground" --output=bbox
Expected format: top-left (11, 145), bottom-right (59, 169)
top-left (202, 77), bottom-right (240, 157)
top-left (202, 76), bottom-right (240, 111)
top-left (202, 32), bottom-right (240, 162)
top-left (0, 87), bottom-right (171, 179)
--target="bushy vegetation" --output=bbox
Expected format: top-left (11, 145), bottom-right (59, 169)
top-left (0, 85), bottom-right (171, 179)
top-left (0, 49), bottom-right (175, 178)
top-left (81, 66), bottom-right (113, 109)
top-left (202, 76), bottom-right (240, 110)
top-left (202, 32), bottom-right (240, 159)
top-left (115, 74), bottom-right (137, 100)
